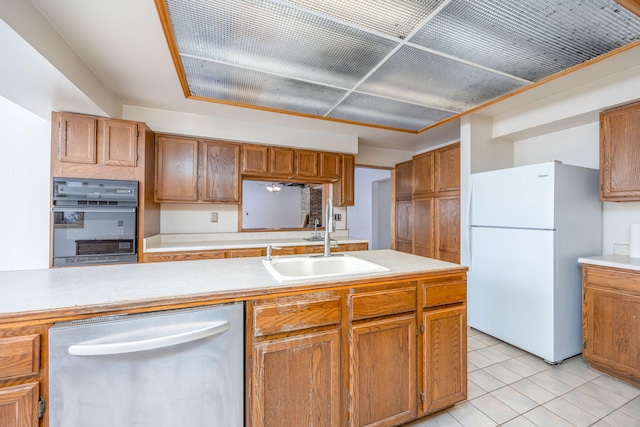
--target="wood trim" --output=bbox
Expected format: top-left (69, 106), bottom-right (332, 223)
top-left (354, 163), bottom-right (393, 171)
top-left (616, 0), bottom-right (640, 16)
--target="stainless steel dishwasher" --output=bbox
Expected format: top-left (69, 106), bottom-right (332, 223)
top-left (48, 303), bottom-right (244, 427)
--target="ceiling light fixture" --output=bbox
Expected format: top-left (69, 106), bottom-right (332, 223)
top-left (265, 183), bottom-right (282, 192)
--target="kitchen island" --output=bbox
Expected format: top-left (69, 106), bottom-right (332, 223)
top-left (0, 250), bottom-right (468, 427)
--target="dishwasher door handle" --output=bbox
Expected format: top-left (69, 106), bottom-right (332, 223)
top-left (68, 320), bottom-right (230, 356)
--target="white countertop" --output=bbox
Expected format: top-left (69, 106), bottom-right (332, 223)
top-left (143, 230), bottom-right (368, 252)
top-left (0, 250), bottom-right (464, 320)
top-left (578, 254), bottom-right (640, 272)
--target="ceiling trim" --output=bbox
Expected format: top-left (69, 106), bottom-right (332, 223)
top-left (616, 0), bottom-right (640, 16)
top-left (154, 0), bottom-right (190, 99)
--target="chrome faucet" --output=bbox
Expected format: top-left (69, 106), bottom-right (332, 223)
top-left (314, 218), bottom-right (320, 239)
top-left (265, 244), bottom-right (281, 261)
top-left (323, 198), bottom-right (335, 257)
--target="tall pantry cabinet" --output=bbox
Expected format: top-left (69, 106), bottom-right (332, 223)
top-left (393, 143), bottom-right (460, 263)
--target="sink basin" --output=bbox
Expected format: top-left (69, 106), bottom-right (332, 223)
top-left (303, 236), bottom-right (324, 241)
top-left (263, 254), bottom-right (390, 283)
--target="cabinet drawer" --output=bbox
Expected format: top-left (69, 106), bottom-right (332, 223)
top-left (227, 248), bottom-right (264, 258)
top-left (422, 275), bottom-right (466, 307)
top-left (351, 287), bottom-right (416, 321)
top-left (0, 335), bottom-right (40, 381)
top-left (584, 265), bottom-right (640, 295)
top-left (253, 296), bottom-right (341, 337)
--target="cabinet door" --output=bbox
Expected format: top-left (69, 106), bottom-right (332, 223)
top-left (320, 152), bottom-right (341, 180)
top-left (422, 305), bottom-right (466, 415)
top-left (250, 330), bottom-right (341, 427)
top-left (395, 160), bottom-right (413, 200)
top-left (583, 285), bottom-right (640, 384)
top-left (600, 102), bottom-right (640, 201)
top-left (435, 196), bottom-right (460, 263)
top-left (57, 113), bottom-right (97, 164)
top-left (101, 119), bottom-right (138, 167)
top-left (334, 154), bottom-right (355, 207)
top-left (413, 151), bottom-right (435, 197)
top-left (296, 149), bottom-right (319, 177)
top-left (435, 143), bottom-right (460, 193)
top-left (242, 145), bottom-right (268, 174)
top-left (0, 382), bottom-right (39, 427)
top-left (155, 136), bottom-right (199, 202)
top-left (413, 198), bottom-right (434, 258)
top-left (350, 314), bottom-right (416, 427)
top-left (395, 200), bottom-right (413, 254)
top-left (269, 147), bottom-right (295, 176)
top-left (201, 140), bottom-right (241, 203)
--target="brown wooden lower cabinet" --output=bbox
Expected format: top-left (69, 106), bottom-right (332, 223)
top-left (421, 305), bottom-right (467, 415)
top-left (0, 382), bottom-right (39, 427)
top-left (247, 275), bottom-right (467, 427)
top-left (582, 264), bottom-right (640, 387)
top-left (250, 331), bottom-right (341, 427)
top-left (349, 314), bottom-right (416, 427)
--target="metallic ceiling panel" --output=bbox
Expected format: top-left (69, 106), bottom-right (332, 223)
top-left (165, 0), bottom-right (398, 88)
top-left (329, 93), bottom-right (455, 131)
top-left (182, 56), bottom-right (347, 116)
top-left (284, 0), bottom-right (442, 39)
top-left (358, 46), bottom-right (527, 112)
top-left (409, 0), bottom-right (640, 82)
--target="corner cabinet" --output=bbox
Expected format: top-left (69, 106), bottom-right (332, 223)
top-left (155, 134), bottom-right (240, 203)
top-left (582, 264), bottom-right (640, 387)
top-left (600, 101), bottom-right (640, 201)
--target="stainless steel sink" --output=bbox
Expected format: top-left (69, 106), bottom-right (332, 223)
top-left (263, 254), bottom-right (390, 283)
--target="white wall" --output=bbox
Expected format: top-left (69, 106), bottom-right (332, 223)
top-left (512, 120), bottom-right (640, 255)
top-left (0, 95), bottom-right (51, 271)
top-left (347, 168), bottom-right (391, 246)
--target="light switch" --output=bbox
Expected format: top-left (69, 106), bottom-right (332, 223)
top-left (211, 212), bottom-right (219, 222)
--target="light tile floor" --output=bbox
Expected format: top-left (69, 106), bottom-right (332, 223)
top-left (406, 327), bottom-right (640, 427)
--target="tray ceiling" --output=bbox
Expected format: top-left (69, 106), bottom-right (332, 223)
top-left (157, 0), bottom-right (640, 132)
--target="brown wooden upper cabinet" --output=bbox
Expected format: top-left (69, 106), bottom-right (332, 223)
top-left (241, 144), bottom-right (268, 175)
top-left (395, 160), bottom-right (413, 201)
top-left (270, 146), bottom-right (295, 176)
top-left (242, 145), bottom-right (296, 178)
top-left (334, 154), bottom-right (355, 207)
top-left (435, 143), bottom-right (460, 193)
top-left (600, 101), bottom-right (640, 201)
top-left (155, 135), bottom-right (240, 203)
top-left (412, 151), bottom-right (434, 197)
top-left (319, 152), bottom-right (341, 180)
top-left (55, 113), bottom-right (138, 167)
top-left (295, 149), bottom-right (319, 177)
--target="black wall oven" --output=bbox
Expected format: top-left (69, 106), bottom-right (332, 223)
top-left (52, 177), bottom-right (138, 267)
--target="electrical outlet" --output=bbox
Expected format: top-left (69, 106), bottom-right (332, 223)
top-left (333, 213), bottom-right (341, 221)
top-left (211, 212), bottom-right (219, 222)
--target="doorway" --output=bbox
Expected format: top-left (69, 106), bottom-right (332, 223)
top-left (347, 167), bottom-right (391, 250)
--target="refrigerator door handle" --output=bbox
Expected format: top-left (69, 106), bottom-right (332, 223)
top-left (466, 181), bottom-right (473, 270)
top-left (68, 320), bottom-right (230, 356)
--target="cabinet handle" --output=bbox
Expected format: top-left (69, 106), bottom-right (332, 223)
top-left (68, 320), bottom-right (229, 356)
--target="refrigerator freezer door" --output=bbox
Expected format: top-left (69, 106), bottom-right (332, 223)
top-left (468, 227), bottom-right (557, 362)
top-left (469, 163), bottom-right (555, 229)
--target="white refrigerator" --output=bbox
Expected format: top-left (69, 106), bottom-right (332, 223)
top-left (467, 162), bottom-right (601, 363)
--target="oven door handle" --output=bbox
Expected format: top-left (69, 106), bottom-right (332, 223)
top-left (68, 321), bottom-right (230, 356)
top-left (52, 207), bottom-right (136, 213)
